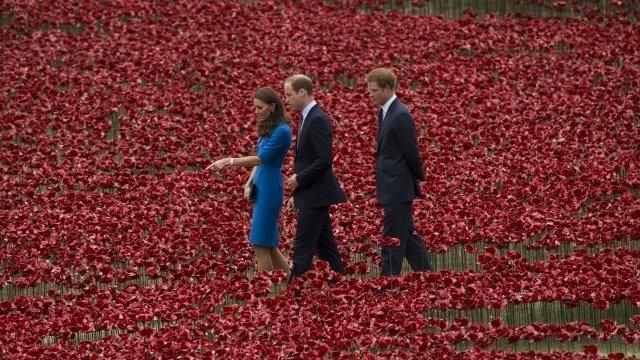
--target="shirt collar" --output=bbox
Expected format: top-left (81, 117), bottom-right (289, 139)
top-left (301, 100), bottom-right (317, 121)
top-left (381, 93), bottom-right (397, 119)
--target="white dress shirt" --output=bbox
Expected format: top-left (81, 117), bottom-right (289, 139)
top-left (380, 93), bottom-right (397, 121)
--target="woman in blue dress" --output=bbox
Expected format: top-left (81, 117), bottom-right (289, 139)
top-left (207, 87), bottom-right (292, 276)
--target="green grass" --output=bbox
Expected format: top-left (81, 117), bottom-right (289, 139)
top-left (424, 301), bottom-right (639, 329)
top-left (106, 109), bottom-right (125, 141)
top-left (356, 0), bottom-right (573, 18)
top-left (492, 336), bottom-right (638, 355)
top-left (334, 74), bottom-right (358, 89)
top-left (0, 13), bottom-right (11, 27)
top-left (59, 22), bottom-right (86, 35)
top-left (191, 81), bottom-right (205, 93)
top-left (352, 0), bottom-right (640, 19)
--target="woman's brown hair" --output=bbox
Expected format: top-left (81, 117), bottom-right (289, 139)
top-left (254, 87), bottom-right (290, 137)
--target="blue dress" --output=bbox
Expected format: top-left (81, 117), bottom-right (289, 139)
top-left (249, 123), bottom-right (292, 247)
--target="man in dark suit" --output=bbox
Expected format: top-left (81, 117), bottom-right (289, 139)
top-left (283, 74), bottom-right (346, 281)
top-left (366, 68), bottom-right (433, 276)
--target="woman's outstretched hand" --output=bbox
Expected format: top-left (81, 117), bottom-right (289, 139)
top-left (205, 158), bottom-right (231, 171)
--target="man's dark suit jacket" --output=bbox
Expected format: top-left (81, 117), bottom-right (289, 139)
top-left (376, 98), bottom-right (424, 204)
top-left (294, 104), bottom-right (346, 208)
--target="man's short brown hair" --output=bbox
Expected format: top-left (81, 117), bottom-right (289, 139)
top-left (285, 74), bottom-right (313, 95)
top-left (366, 68), bottom-right (398, 90)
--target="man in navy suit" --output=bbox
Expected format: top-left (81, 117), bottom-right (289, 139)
top-left (283, 74), bottom-right (346, 281)
top-left (366, 68), bottom-right (433, 276)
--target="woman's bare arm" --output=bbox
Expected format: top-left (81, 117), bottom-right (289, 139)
top-left (205, 156), bottom-right (261, 171)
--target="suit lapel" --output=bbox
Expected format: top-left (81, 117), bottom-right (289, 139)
top-left (377, 99), bottom-right (398, 151)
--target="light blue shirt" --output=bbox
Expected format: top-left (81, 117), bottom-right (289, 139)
top-left (380, 93), bottom-right (397, 121)
top-left (301, 99), bottom-right (317, 123)
top-left (296, 100), bottom-right (317, 152)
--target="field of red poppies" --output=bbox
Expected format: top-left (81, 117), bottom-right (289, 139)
top-left (1, 0), bottom-right (639, 358)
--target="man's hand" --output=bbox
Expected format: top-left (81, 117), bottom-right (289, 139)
top-left (285, 174), bottom-right (298, 190)
top-left (287, 197), bottom-right (295, 210)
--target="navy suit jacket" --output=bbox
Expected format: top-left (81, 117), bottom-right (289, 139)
top-left (376, 98), bottom-right (425, 204)
top-left (294, 104), bottom-right (346, 208)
